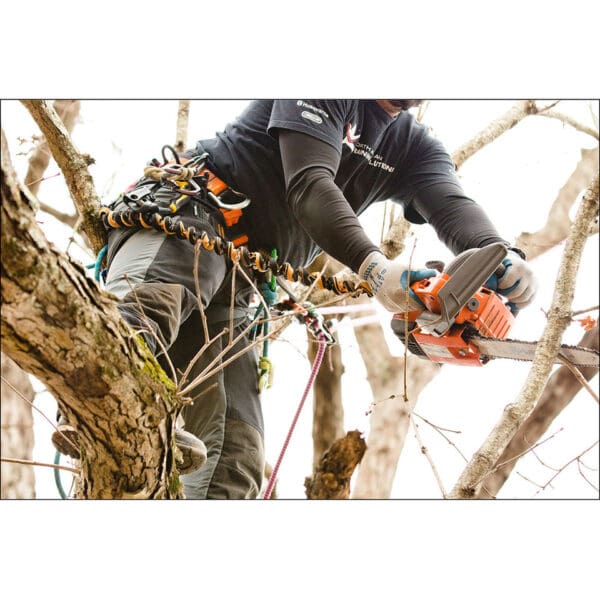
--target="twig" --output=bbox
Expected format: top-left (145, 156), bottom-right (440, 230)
top-left (403, 239), bottom-right (419, 402)
top-left (193, 241), bottom-right (210, 343)
top-left (571, 305), bottom-right (599, 317)
top-left (1, 456), bottom-right (80, 475)
top-left (534, 440), bottom-right (599, 496)
top-left (410, 417), bottom-right (447, 498)
top-left (533, 108), bottom-right (599, 141)
top-left (0, 375), bottom-right (80, 455)
top-left (576, 460), bottom-right (599, 492)
top-left (412, 411), bottom-right (462, 434)
top-left (558, 355), bottom-right (599, 403)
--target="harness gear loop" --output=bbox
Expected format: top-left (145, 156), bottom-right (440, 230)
top-left (100, 206), bottom-right (373, 299)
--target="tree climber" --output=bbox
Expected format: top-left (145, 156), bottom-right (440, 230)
top-left (53, 100), bottom-right (538, 499)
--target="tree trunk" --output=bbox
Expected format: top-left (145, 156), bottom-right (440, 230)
top-left (351, 312), bottom-right (440, 498)
top-left (1, 354), bottom-right (35, 499)
top-left (475, 325), bottom-right (599, 498)
top-left (1, 129), bottom-right (181, 499)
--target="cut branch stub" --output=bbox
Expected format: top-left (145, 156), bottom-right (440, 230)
top-left (304, 430), bottom-right (367, 499)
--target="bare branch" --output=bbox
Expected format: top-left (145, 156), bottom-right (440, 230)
top-left (452, 100), bottom-right (536, 170)
top-left (0, 456), bottom-right (80, 475)
top-left (410, 417), bottom-right (447, 498)
top-left (174, 100), bottom-right (191, 153)
top-left (450, 174), bottom-right (599, 499)
top-left (558, 355), bottom-right (599, 403)
top-left (20, 100), bottom-right (107, 254)
top-left (37, 200), bottom-right (79, 227)
top-left (533, 109), bottom-right (599, 141)
top-left (516, 146), bottom-right (599, 260)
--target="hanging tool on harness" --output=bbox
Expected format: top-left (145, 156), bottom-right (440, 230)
top-left (391, 243), bottom-right (599, 367)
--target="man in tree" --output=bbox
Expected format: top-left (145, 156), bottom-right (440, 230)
top-left (53, 100), bottom-right (538, 499)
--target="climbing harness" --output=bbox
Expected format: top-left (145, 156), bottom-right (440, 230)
top-left (99, 145), bottom-right (373, 298)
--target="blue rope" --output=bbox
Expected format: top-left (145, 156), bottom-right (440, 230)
top-left (53, 450), bottom-right (68, 499)
top-left (85, 244), bottom-right (108, 283)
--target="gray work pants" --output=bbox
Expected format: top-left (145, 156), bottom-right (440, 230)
top-left (104, 211), bottom-right (265, 499)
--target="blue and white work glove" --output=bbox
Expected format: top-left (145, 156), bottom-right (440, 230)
top-left (358, 251), bottom-right (437, 313)
top-left (486, 249), bottom-right (538, 311)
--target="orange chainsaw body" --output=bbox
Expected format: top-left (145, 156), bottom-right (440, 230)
top-left (399, 273), bottom-right (515, 366)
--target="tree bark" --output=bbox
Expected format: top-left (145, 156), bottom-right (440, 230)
top-left (449, 174), bottom-right (599, 499)
top-left (305, 430), bottom-right (366, 499)
top-left (1, 129), bottom-right (182, 499)
top-left (20, 100), bottom-right (106, 254)
top-left (516, 146), bottom-right (599, 260)
top-left (1, 354), bottom-right (36, 499)
top-left (475, 325), bottom-right (599, 498)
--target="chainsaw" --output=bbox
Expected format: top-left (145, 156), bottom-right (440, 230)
top-left (390, 243), bottom-right (599, 368)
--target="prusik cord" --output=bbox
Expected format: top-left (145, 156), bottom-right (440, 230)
top-left (99, 206), bottom-right (373, 298)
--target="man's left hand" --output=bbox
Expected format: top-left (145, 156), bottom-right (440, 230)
top-left (496, 250), bottom-right (538, 310)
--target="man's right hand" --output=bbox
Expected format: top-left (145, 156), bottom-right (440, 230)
top-left (358, 251), bottom-right (437, 313)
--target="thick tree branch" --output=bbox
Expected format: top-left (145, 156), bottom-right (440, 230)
top-left (20, 100), bottom-right (107, 254)
top-left (516, 146), bottom-right (599, 260)
top-left (1, 130), bottom-right (181, 499)
top-left (449, 174), bottom-right (599, 499)
top-left (24, 100), bottom-right (81, 196)
top-left (452, 100), bottom-right (537, 170)
top-left (174, 100), bottom-right (191, 153)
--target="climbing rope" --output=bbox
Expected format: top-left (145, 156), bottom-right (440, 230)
top-left (263, 331), bottom-right (328, 500)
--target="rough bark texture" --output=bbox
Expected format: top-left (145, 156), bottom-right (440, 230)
top-left (304, 430), bottom-right (366, 499)
top-left (24, 100), bottom-right (81, 196)
top-left (1, 130), bottom-right (181, 499)
top-left (1, 353), bottom-right (36, 499)
top-left (20, 100), bottom-right (106, 254)
top-left (174, 100), bottom-right (191, 153)
top-left (351, 311), bottom-right (440, 498)
top-left (449, 174), bottom-right (599, 499)
top-left (516, 146), bottom-right (599, 260)
top-left (475, 325), bottom-right (599, 498)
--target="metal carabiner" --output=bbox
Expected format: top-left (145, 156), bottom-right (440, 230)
top-left (207, 190), bottom-right (251, 210)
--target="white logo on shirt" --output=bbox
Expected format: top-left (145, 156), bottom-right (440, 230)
top-left (301, 110), bottom-right (323, 124)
